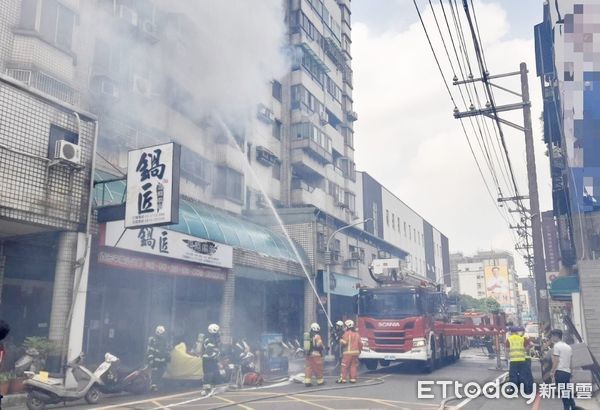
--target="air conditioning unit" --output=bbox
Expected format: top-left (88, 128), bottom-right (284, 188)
top-left (257, 104), bottom-right (275, 123)
top-left (100, 79), bottom-right (119, 98)
top-left (350, 251), bottom-right (361, 260)
top-left (54, 140), bottom-right (81, 165)
top-left (132, 75), bottom-right (151, 97)
top-left (119, 5), bottom-right (138, 26)
top-left (141, 20), bottom-right (157, 35)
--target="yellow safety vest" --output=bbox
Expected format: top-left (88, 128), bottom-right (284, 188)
top-left (508, 334), bottom-right (526, 363)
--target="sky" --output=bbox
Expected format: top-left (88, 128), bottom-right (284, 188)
top-left (351, 0), bottom-right (549, 277)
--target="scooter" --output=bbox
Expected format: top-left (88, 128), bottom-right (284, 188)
top-left (97, 353), bottom-right (152, 395)
top-left (23, 353), bottom-right (115, 410)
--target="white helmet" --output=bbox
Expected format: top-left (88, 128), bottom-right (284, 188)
top-left (208, 323), bottom-right (220, 334)
top-left (310, 323), bottom-right (320, 332)
top-left (155, 325), bottom-right (166, 335)
top-left (336, 320), bottom-right (344, 327)
top-left (345, 319), bottom-right (355, 329)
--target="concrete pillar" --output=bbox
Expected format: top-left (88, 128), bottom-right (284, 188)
top-left (304, 279), bottom-right (316, 330)
top-left (48, 231), bottom-right (78, 369)
top-left (219, 270), bottom-right (235, 345)
top-left (67, 233), bottom-right (91, 361)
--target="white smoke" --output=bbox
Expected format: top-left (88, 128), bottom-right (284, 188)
top-left (159, 0), bottom-right (290, 127)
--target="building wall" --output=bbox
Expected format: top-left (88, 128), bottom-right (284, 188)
top-left (456, 262), bottom-right (485, 299)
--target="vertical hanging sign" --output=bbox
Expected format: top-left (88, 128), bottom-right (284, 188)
top-left (125, 142), bottom-right (180, 228)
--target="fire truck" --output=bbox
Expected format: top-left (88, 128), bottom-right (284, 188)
top-left (357, 258), bottom-right (505, 372)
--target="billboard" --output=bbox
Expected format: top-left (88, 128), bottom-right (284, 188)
top-left (125, 142), bottom-right (180, 228)
top-left (484, 265), bottom-right (510, 306)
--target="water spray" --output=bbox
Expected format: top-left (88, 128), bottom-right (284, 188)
top-left (213, 114), bottom-right (333, 329)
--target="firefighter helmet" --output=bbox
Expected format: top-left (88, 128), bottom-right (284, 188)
top-left (155, 325), bottom-right (166, 335)
top-left (310, 323), bottom-right (320, 332)
top-left (345, 320), bottom-right (355, 329)
top-left (336, 320), bottom-right (344, 328)
top-left (208, 323), bottom-right (220, 334)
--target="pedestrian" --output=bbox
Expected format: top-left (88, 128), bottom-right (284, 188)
top-left (506, 326), bottom-right (533, 394)
top-left (337, 319), bottom-right (362, 384)
top-left (304, 322), bottom-right (325, 387)
top-left (201, 323), bottom-right (221, 395)
top-left (146, 325), bottom-right (170, 391)
top-left (549, 329), bottom-right (578, 410)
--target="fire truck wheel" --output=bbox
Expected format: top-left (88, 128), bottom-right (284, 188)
top-left (364, 359), bottom-right (378, 371)
top-left (423, 341), bottom-right (436, 373)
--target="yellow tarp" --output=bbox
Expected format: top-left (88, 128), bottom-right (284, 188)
top-left (164, 343), bottom-right (203, 380)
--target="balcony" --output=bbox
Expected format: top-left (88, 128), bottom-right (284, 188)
top-left (291, 147), bottom-right (328, 180)
top-left (6, 68), bottom-right (79, 105)
top-left (291, 137), bottom-right (333, 165)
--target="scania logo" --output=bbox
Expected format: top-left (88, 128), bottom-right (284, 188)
top-left (378, 322), bottom-right (401, 327)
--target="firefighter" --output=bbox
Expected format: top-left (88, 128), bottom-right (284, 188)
top-left (337, 319), bottom-right (362, 384)
top-left (201, 323), bottom-right (221, 394)
top-left (304, 322), bottom-right (325, 387)
top-left (506, 326), bottom-right (533, 393)
top-left (146, 325), bottom-right (170, 391)
top-left (331, 321), bottom-right (346, 367)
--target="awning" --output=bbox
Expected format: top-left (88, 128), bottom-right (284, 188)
top-left (94, 170), bottom-right (309, 264)
top-left (549, 275), bottom-right (580, 301)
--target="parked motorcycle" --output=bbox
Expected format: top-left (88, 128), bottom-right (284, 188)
top-left (23, 353), bottom-right (114, 410)
top-left (97, 353), bottom-right (152, 395)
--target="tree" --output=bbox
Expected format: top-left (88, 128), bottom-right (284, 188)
top-left (448, 292), bottom-right (502, 313)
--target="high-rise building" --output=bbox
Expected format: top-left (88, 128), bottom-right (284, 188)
top-left (535, 0), bottom-right (600, 355)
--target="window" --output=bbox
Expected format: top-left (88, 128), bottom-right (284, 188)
top-left (181, 148), bottom-right (211, 185)
top-left (413, 228), bottom-right (417, 242)
top-left (386, 210), bottom-right (389, 226)
top-left (272, 80), bottom-right (282, 102)
top-left (392, 213), bottom-right (395, 230)
top-left (272, 120), bottom-right (282, 140)
top-left (48, 124), bottom-right (78, 158)
top-left (345, 191), bottom-right (355, 212)
top-left (404, 222), bottom-right (407, 237)
top-left (408, 225), bottom-right (412, 239)
top-left (397, 217), bottom-right (400, 231)
top-left (20, 0), bottom-right (76, 50)
top-left (214, 166), bottom-right (243, 203)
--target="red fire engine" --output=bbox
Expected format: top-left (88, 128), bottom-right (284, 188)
top-left (357, 258), bottom-right (505, 372)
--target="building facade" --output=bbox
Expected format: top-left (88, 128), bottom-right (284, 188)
top-left (451, 251), bottom-right (522, 322)
top-left (356, 171), bottom-right (451, 284)
top-left (535, 0), bottom-right (600, 355)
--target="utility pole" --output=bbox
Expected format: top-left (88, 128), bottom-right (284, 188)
top-left (453, 63), bottom-right (550, 325)
top-left (520, 62), bottom-right (550, 325)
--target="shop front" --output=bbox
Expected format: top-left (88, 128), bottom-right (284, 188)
top-left (85, 221), bottom-right (231, 366)
top-left (317, 271), bottom-right (360, 339)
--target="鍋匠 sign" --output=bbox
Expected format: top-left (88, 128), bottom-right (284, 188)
top-left (125, 142), bottom-right (181, 228)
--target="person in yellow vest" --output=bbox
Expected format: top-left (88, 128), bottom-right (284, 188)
top-left (505, 326), bottom-right (533, 393)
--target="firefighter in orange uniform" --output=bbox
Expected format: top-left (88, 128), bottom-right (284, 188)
top-left (304, 323), bottom-right (325, 387)
top-left (337, 319), bottom-right (362, 383)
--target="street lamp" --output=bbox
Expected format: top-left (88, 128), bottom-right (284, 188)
top-left (325, 217), bottom-right (372, 360)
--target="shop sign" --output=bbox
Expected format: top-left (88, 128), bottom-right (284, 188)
top-left (323, 273), bottom-right (359, 297)
top-left (104, 221), bottom-right (233, 269)
top-left (125, 142), bottom-right (181, 228)
top-left (98, 249), bottom-right (227, 281)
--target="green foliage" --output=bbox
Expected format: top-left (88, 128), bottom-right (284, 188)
top-left (448, 292), bottom-right (502, 313)
top-left (22, 337), bottom-right (57, 357)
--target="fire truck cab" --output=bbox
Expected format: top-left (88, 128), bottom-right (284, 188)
top-left (357, 258), bottom-right (463, 372)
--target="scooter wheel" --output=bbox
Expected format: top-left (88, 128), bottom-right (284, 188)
top-left (26, 395), bottom-right (46, 410)
top-left (85, 385), bottom-right (101, 404)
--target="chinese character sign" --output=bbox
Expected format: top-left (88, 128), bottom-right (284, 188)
top-left (125, 143), bottom-right (180, 228)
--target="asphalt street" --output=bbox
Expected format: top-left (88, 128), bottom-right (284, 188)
top-left (10, 350), bottom-right (600, 410)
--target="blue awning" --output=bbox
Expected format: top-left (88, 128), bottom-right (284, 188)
top-left (549, 276), bottom-right (580, 301)
top-left (94, 170), bottom-right (309, 264)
